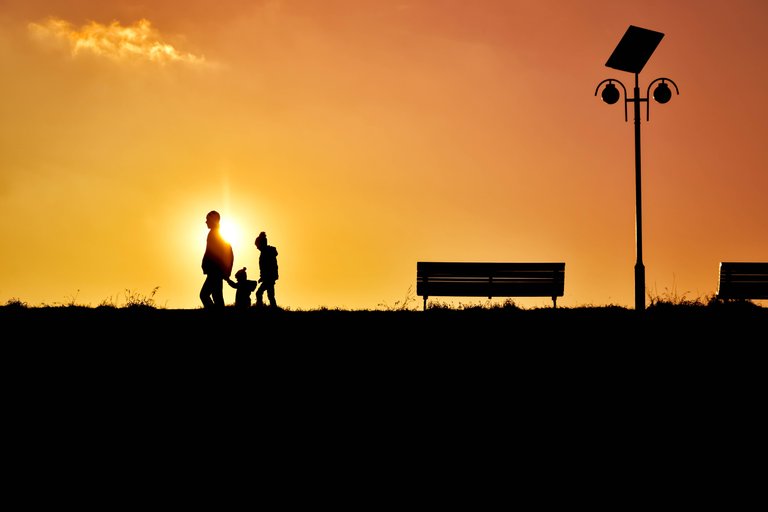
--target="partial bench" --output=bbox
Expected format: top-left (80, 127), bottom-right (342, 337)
top-left (416, 262), bottom-right (565, 310)
top-left (717, 262), bottom-right (768, 301)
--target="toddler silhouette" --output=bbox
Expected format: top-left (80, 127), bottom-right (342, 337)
top-left (226, 267), bottom-right (258, 309)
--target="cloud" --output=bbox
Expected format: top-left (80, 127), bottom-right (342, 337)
top-left (28, 17), bottom-right (206, 66)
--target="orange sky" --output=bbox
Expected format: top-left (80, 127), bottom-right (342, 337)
top-left (1, 0), bottom-right (767, 310)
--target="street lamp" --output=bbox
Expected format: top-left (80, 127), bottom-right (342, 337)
top-left (594, 25), bottom-right (679, 311)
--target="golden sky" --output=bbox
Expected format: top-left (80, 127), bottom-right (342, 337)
top-left (1, 0), bottom-right (767, 310)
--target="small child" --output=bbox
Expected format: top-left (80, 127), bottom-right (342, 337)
top-left (226, 267), bottom-right (258, 309)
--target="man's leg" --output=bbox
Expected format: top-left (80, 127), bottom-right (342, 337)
top-left (255, 282), bottom-right (265, 306)
top-left (212, 278), bottom-right (225, 308)
top-left (200, 276), bottom-right (215, 308)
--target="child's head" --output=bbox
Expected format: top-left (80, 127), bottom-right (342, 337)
top-left (255, 231), bottom-right (267, 250)
top-left (235, 267), bottom-right (247, 281)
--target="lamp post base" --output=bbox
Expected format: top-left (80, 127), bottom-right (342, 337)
top-left (635, 263), bottom-right (646, 311)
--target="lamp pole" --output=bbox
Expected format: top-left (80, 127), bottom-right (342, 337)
top-left (594, 75), bottom-right (679, 311)
top-left (595, 25), bottom-right (678, 311)
top-left (631, 73), bottom-right (645, 313)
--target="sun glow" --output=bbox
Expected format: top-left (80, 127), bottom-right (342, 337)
top-left (219, 219), bottom-right (241, 246)
top-left (218, 217), bottom-right (256, 266)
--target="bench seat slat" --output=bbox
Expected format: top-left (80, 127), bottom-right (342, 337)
top-left (719, 262), bottom-right (768, 274)
top-left (417, 263), bottom-right (564, 278)
top-left (417, 283), bottom-right (564, 297)
top-left (419, 271), bottom-right (563, 280)
top-left (417, 275), bottom-right (565, 282)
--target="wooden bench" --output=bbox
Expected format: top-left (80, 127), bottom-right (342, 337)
top-left (717, 262), bottom-right (768, 301)
top-left (416, 262), bottom-right (565, 310)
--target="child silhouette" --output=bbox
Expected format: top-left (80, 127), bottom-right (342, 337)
top-left (254, 231), bottom-right (279, 308)
top-left (226, 267), bottom-right (258, 309)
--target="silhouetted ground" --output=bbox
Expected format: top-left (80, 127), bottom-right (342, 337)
top-left (3, 302), bottom-right (764, 501)
top-left (4, 301), bottom-right (765, 365)
top-left (7, 301), bottom-right (765, 412)
top-left (6, 301), bottom-right (765, 395)
top-left (3, 300), bottom-right (765, 340)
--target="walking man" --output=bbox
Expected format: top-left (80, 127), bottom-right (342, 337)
top-left (200, 210), bottom-right (234, 309)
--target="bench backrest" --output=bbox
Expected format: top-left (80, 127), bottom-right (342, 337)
top-left (717, 262), bottom-right (768, 300)
top-left (417, 262), bottom-right (565, 299)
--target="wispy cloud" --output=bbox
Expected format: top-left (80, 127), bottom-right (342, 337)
top-left (29, 17), bottom-right (206, 66)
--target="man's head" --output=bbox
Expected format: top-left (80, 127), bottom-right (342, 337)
top-left (206, 210), bottom-right (221, 229)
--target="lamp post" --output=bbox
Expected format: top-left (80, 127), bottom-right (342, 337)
top-left (594, 26), bottom-right (679, 311)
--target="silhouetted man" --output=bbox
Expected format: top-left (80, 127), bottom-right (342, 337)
top-left (200, 210), bottom-right (234, 309)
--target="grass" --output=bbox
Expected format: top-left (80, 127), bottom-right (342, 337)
top-left (3, 283), bottom-right (765, 343)
top-left (3, 283), bottom-right (766, 347)
top-left (2, 283), bottom-right (763, 312)
top-left (11, 287), bottom-right (167, 310)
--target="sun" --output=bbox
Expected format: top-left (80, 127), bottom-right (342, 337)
top-left (218, 217), bottom-right (257, 266)
top-left (219, 219), bottom-right (242, 246)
